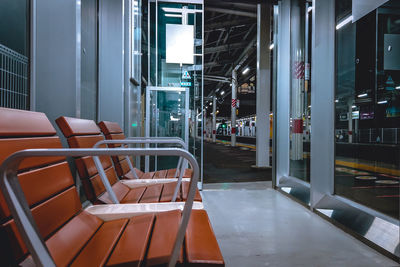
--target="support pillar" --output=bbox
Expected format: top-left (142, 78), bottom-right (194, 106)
top-left (212, 95), bottom-right (216, 142)
top-left (348, 100), bottom-right (353, 143)
top-left (290, 0), bottom-right (305, 160)
top-left (231, 69), bottom-right (237, 146)
top-left (256, 3), bottom-right (271, 167)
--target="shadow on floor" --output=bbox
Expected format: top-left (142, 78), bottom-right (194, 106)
top-left (204, 141), bottom-right (272, 183)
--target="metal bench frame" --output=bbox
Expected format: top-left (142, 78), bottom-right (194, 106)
top-left (0, 147), bottom-right (199, 267)
top-left (94, 137), bottom-right (188, 202)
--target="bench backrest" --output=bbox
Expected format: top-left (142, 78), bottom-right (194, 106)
top-left (98, 121), bottom-right (133, 178)
top-left (0, 108), bottom-right (81, 265)
top-left (56, 116), bottom-right (120, 204)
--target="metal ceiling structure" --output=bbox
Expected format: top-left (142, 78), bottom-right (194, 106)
top-left (204, 0), bottom-right (268, 117)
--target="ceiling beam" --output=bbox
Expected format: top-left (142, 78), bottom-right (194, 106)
top-left (205, 41), bottom-right (248, 54)
top-left (205, 7), bottom-right (257, 18)
top-left (205, 18), bottom-right (254, 31)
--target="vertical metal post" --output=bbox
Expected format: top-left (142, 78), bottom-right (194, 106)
top-left (231, 69), bottom-right (237, 147)
top-left (212, 95), bottom-right (216, 142)
top-left (256, 3), bottom-right (271, 167)
top-left (200, 2), bottom-right (205, 190)
top-left (290, 0), bottom-right (305, 161)
top-left (348, 100), bottom-right (353, 143)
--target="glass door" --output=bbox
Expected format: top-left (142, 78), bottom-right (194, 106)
top-left (143, 0), bottom-right (204, 187)
top-left (145, 86), bottom-right (189, 172)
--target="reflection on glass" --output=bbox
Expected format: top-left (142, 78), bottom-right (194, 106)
top-left (335, 0), bottom-right (400, 219)
top-left (0, 0), bottom-right (29, 110)
top-left (289, 0), bottom-right (312, 182)
top-left (144, 1), bottom-right (203, 172)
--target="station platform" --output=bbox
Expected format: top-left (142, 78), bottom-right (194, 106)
top-left (203, 140), bottom-right (271, 183)
top-left (201, 182), bottom-right (398, 267)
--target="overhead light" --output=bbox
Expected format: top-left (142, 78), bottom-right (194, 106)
top-left (352, 105), bottom-right (356, 108)
top-left (307, 6), bottom-right (313, 13)
top-left (308, 105), bottom-right (311, 108)
top-left (230, 83), bottom-right (232, 86)
top-left (242, 67), bottom-right (250, 75)
top-left (170, 115), bottom-right (179, 121)
top-left (335, 99), bottom-right (339, 103)
top-left (209, 102), bottom-right (212, 106)
top-left (396, 86), bottom-right (400, 89)
top-left (378, 100), bottom-right (387, 104)
top-left (358, 93), bottom-right (368, 98)
top-left (165, 13), bottom-right (182, 18)
top-left (220, 91), bottom-right (225, 95)
top-left (178, 99), bottom-right (181, 102)
top-left (336, 15), bottom-right (353, 30)
top-left (269, 43), bottom-right (274, 50)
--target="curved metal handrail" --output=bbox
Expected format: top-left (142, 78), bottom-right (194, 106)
top-left (94, 139), bottom-right (188, 201)
top-left (0, 147), bottom-right (199, 267)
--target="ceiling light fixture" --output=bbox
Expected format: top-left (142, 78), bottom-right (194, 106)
top-left (269, 43), bottom-right (274, 50)
top-left (242, 67), bottom-right (250, 75)
top-left (336, 15), bottom-right (353, 30)
top-left (358, 93), bottom-right (367, 98)
top-left (165, 13), bottom-right (182, 18)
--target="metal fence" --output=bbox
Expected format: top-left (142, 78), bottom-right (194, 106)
top-left (0, 43), bottom-right (29, 110)
top-left (337, 128), bottom-right (400, 145)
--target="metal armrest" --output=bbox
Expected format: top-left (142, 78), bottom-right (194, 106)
top-left (123, 137), bottom-right (188, 178)
top-left (0, 147), bottom-right (199, 267)
top-left (94, 139), bottom-right (189, 201)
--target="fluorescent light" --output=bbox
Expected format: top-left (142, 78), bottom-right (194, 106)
top-left (209, 102), bottom-right (212, 106)
top-left (269, 43), bottom-right (274, 50)
top-left (170, 115), bottom-right (179, 121)
top-left (335, 99), bottom-right (339, 103)
top-left (358, 93), bottom-right (368, 98)
top-left (220, 91), bottom-right (225, 95)
top-left (165, 13), bottom-right (182, 18)
top-left (396, 86), bottom-right (400, 89)
top-left (307, 6), bottom-right (313, 13)
top-left (378, 100), bottom-right (387, 104)
top-left (242, 67), bottom-right (250, 75)
top-left (336, 15), bottom-right (353, 30)
top-left (352, 105), bottom-right (356, 108)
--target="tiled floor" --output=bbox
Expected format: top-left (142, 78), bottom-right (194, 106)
top-left (201, 182), bottom-right (399, 267)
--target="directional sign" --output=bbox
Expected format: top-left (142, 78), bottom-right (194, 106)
top-left (182, 70), bottom-right (191, 80)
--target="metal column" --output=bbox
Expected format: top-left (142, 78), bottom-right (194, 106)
top-left (212, 95), bottom-right (216, 142)
top-left (348, 100), bottom-right (353, 143)
top-left (290, 0), bottom-right (305, 161)
top-left (231, 69), bottom-right (237, 146)
top-left (256, 3), bottom-right (271, 167)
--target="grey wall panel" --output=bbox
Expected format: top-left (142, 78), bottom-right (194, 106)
top-left (310, 0), bottom-right (335, 207)
top-left (98, 0), bottom-right (125, 127)
top-left (81, 0), bottom-right (98, 120)
top-left (34, 0), bottom-right (80, 123)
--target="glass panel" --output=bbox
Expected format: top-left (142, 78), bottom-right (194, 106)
top-left (144, 1), bottom-right (204, 179)
top-left (335, 0), bottom-right (400, 219)
top-left (289, 0), bottom-right (312, 182)
top-left (149, 89), bottom-right (187, 170)
top-left (0, 0), bottom-right (29, 110)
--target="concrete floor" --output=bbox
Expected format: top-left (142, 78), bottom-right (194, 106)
top-left (201, 182), bottom-right (399, 267)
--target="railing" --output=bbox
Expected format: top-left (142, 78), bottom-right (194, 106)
top-left (336, 128), bottom-right (400, 145)
top-left (0, 44), bottom-right (29, 110)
